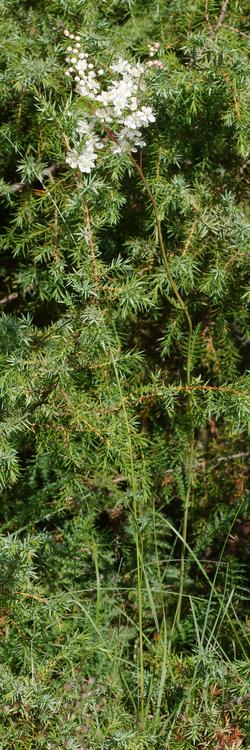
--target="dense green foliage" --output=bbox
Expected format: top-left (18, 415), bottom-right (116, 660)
top-left (0, 0), bottom-right (249, 747)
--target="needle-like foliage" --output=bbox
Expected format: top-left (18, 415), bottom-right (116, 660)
top-left (0, 0), bottom-right (249, 748)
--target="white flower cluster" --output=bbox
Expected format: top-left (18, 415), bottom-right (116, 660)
top-left (64, 30), bottom-right (163, 173)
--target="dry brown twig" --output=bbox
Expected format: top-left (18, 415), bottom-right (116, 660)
top-left (205, 0), bottom-right (212, 31)
top-left (0, 292), bottom-right (18, 305)
top-left (214, 0), bottom-right (229, 32)
top-left (224, 24), bottom-right (250, 40)
top-left (205, 0), bottom-right (229, 36)
top-left (182, 218), bottom-right (198, 256)
top-left (3, 163), bottom-right (60, 194)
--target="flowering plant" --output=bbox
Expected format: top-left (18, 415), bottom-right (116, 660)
top-left (64, 31), bottom-right (163, 173)
top-left (1, 1), bottom-right (250, 746)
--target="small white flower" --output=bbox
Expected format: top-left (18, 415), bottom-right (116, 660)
top-left (110, 58), bottom-right (130, 74)
top-left (66, 151), bottom-right (79, 169)
top-left (111, 143), bottom-right (122, 155)
top-left (130, 63), bottom-right (145, 76)
top-left (123, 114), bottom-right (138, 130)
top-left (141, 106), bottom-right (155, 122)
top-left (130, 97), bottom-right (138, 111)
top-left (76, 59), bottom-right (88, 72)
top-left (76, 119), bottom-right (94, 135)
top-left (96, 91), bottom-right (111, 106)
top-left (77, 84), bottom-right (89, 96)
top-left (66, 139), bottom-right (98, 173)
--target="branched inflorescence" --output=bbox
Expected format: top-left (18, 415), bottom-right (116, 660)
top-left (64, 29), bottom-right (163, 172)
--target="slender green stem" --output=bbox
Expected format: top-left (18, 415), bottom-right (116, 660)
top-left (174, 431), bottom-right (195, 627)
top-left (92, 538), bottom-right (101, 623)
top-left (109, 348), bottom-right (144, 722)
top-left (130, 154), bottom-right (194, 625)
top-left (130, 154), bottom-right (193, 354)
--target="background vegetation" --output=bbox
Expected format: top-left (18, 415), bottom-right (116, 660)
top-left (0, 0), bottom-right (249, 747)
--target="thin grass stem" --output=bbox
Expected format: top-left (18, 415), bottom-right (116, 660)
top-left (130, 153), bottom-right (194, 626)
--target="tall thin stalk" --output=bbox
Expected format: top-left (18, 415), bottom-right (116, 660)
top-left (174, 431), bottom-right (195, 626)
top-left (109, 348), bottom-right (145, 722)
top-left (130, 153), bottom-right (194, 625)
